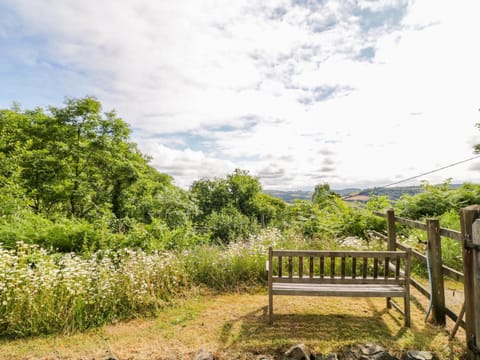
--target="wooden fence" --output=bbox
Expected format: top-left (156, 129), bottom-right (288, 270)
top-left (374, 206), bottom-right (480, 359)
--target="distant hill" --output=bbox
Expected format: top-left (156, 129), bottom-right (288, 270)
top-left (340, 186), bottom-right (423, 201)
top-left (265, 184), bottom-right (462, 203)
top-left (264, 190), bottom-right (313, 203)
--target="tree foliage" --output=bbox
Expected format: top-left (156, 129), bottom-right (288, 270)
top-left (312, 182), bottom-right (339, 207)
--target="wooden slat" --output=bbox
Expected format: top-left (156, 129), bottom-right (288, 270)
top-left (352, 257), bottom-right (357, 279)
top-left (278, 256), bottom-right (282, 278)
top-left (395, 241), bottom-right (464, 281)
top-left (443, 265), bottom-right (464, 282)
top-left (446, 307), bottom-right (466, 329)
top-left (309, 256), bottom-right (313, 279)
top-left (268, 247), bottom-right (273, 323)
top-left (362, 257), bottom-right (368, 279)
top-left (341, 257), bottom-right (346, 279)
top-left (373, 212), bottom-right (461, 242)
top-left (320, 257), bottom-right (325, 279)
top-left (396, 242), bottom-right (426, 262)
top-left (373, 257), bottom-right (378, 279)
top-left (330, 256), bottom-right (335, 279)
top-left (395, 216), bottom-right (427, 231)
top-left (404, 248), bottom-right (411, 327)
top-left (389, 299), bottom-right (405, 315)
top-left (385, 257), bottom-right (390, 279)
top-left (395, 257), bottom-right (401, 279)
top-left (439, 227), bottom-right (462, 242)
top-left (410, 278), bottom-right (430, 298)
top-left (272, 283), bottom-right (406, 297)
top-left (299, 257), bottom-right (303, 278)
top-left (273, 250), bottom-right (407, 258)
top-left (370, 230), bottom-right (388, 240)
top-left (288, 257), bottom-right (293, 278)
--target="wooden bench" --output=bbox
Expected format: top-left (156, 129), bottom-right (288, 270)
top-left (267, 247), bottom-right (412, 327)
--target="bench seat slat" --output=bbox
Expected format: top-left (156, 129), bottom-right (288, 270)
top-left (272, 283), bottom-right (406, 297)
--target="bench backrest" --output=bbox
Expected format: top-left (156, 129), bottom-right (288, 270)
top-left (268, 247), bottom-right (411, 285)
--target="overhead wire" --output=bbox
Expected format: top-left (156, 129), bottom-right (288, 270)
top-left (341, 154), bottom-right (480, 200)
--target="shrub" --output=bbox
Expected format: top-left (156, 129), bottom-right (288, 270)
top-left (205, 206), bottom-right (258, 244)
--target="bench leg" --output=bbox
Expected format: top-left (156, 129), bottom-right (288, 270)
top-left (386, 297), bottom-right (391, 309)
top-left (404, 295), bottom-right (411, 327)
top-left (268, 292), bottom-right (273, 324)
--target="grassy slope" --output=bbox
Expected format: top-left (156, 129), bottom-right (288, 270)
top-left (0, 288), bottom-right (466, 360)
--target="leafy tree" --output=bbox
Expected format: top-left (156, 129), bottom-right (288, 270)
top-left (0, 97), bottom-right (166, 223)
top-left (190, 177), bottom-right (232, 221)
top-left (48, 97), bottom-right (148, 219)
top-left (189, 169), bottom-right (271, 242)
top-left (251, 192), bottom-right (286, 226)
top-left (0, 97), bottom-right (187, 251)
top-left (205, 206), bottom-right (254, 243)
top-left (226, 169), bottom-right (262, 216)
top-left (312, 182), bottom-right (339, 207)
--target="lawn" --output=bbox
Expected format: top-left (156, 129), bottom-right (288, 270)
top-left (0, 287), bottom-right (466, 359)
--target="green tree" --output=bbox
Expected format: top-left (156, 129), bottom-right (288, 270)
top-left (0, 97), bottom-right (174, 224)
top-left (226, 169), bottom-right (262, 216)
top-left (312, 182), bottom-right (339, 207)
top-left (190, 177), bottom-right (232, 221)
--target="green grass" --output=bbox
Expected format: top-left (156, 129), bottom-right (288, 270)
top-left (0, 292), bottom-right (466, 359)
top-left (0, 226), bottom-right (467, 360)
top-left (0, 243), bottom-right (188, 337)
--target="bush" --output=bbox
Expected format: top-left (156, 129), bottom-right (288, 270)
top-left (205, 206), bottom-right (258, 244)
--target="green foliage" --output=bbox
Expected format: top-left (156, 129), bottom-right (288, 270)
top-left (0, 97), bottom-right (173, 223)
top-left (365, 195), bottom-right (391, 212)
top-left (395, 181), bottom-right (480, 220)
top-left (149, 188), bottom-right (198, 229)
top-left (190, 169), bottom-right (283, 243)
top-left (251, 192), bottom-right (286, 226)
top-left (182, 244), bottom-right (266, 291)
top-left (205, 207), bottom-right (257, 244)
top-left (396, 181), bottom-right (453, 219)
top-left (278, 196), bottom-right (387, 240)
top-left (0, 243), bottom-right (188, 337)
top-left (312, 182), bottom-right (339, 207)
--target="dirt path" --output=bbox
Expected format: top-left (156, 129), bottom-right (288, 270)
top-left (0, 288), bottom-right (466, 359)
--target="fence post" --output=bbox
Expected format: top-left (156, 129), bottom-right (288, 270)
top-left (460, 205), bottom-right (480, 360)
top-left (426, 218), bottom-right (446, 326)
top-left (472, 219), bottom-right (480, 358)
top-left (386, 208), bottom-right (396, 251)
top-left (386, 208), bottom-right (396, 309)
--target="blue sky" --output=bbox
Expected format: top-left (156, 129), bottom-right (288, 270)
top-left (1, 0), bottom-right (480, 190)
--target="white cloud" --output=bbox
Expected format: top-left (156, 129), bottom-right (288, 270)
top-left (139, 141), bottom-right (236, 188)
top-left (2, 0), bottom-right (480, 190)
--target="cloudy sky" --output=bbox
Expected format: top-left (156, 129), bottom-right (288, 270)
top-left (1, 0), bottom-right (480, 190)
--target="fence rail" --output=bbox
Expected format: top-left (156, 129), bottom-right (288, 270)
top-left (373, 209), bottom-right (463, 328)
top-left (377, 206), bottom-right (480, 358)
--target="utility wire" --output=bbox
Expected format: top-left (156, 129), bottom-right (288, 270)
top-left (342, 154), bottom-right (480, 200)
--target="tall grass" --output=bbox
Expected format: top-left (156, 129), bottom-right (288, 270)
top-left (0, 243), bottom-right (188, 337)
top-left (0, 229), bottom-right (370, 338)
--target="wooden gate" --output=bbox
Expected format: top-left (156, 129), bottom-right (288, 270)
top-left (461, 206), bottom-right (480, 359)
